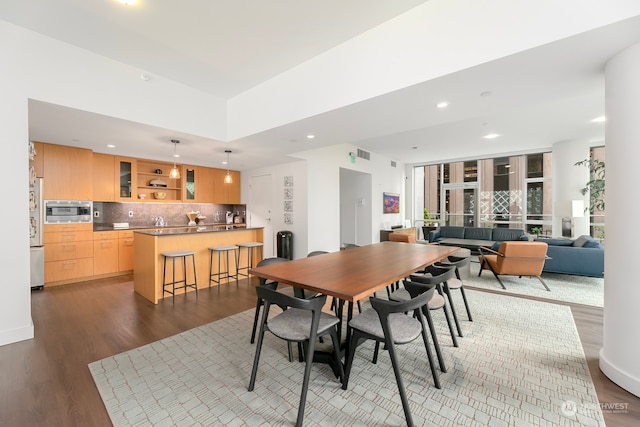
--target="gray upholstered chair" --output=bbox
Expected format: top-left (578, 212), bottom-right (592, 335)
top-left (343, 280), bottom-right (439, 426)
top-left (248, 287), bottom-right (344, 427)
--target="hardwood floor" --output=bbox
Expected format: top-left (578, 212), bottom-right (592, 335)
top-left (0, 276), bottom-right (638, 426)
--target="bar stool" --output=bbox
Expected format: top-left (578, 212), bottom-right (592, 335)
top-left (236, 242), bottom-right (263, 282)
top-left (161, 250), bottom-right (198, 303)
top-left (209, 245), bottom-right (239, 291)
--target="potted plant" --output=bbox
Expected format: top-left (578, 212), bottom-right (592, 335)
top-left (422, 208), bottom-right (438, 240)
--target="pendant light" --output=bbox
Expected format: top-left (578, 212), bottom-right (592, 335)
top-left (224, 150), bottom-right (233, 184)
top-left (169, 139), bottom-right (180, 179)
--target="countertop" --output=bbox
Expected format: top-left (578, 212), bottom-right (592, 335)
top-left (133, 225), bottom-right (261, 236)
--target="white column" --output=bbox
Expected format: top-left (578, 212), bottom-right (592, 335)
top-left (599, 41), bottom-right (640, 397)
top-left (551, 140), bottom-right (591, 237)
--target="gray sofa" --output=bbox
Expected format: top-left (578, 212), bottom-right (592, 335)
top-left (540, 235), bottom-right (604, 277)
top-left (428, 226), bottom-right (528, 251)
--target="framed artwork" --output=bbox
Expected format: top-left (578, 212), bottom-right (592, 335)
top-left (383, 192), bottom-right (400, 214)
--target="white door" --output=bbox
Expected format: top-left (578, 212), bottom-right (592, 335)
top-left (250, 174), bottom-right (274, 257)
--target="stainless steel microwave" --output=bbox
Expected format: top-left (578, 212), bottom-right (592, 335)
top-left (44, 200), bottom-right (93, 224)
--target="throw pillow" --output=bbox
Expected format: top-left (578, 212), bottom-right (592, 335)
top-left (573, 235), bottom-right (592, 247)
top-left (583, 239), bottom-right (602, 249)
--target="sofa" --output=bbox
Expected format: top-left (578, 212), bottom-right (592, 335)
top-left (540, 235), bottom-right (604, 277)
top-left (428, 226), bottom-right (529, 251)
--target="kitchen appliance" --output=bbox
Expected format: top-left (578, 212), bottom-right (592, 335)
top-left (29, 177), bottom-right (44, 290)
top-left (44, 200), bottom-right (92, 223)
top-left (187, 211), bottom-right (199, 226)
top-left (226, 211), bottom-right (234, 224)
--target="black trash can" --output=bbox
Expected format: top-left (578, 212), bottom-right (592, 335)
top-left (277, 230), bottom-right (293, 260)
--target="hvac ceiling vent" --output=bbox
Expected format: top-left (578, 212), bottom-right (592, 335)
top-left (356, 148), bottom-right (370, 160)
top-left (390, 161), bottom-right (397, 168)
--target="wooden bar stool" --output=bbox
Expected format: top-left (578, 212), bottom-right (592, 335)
top-left (236, 242), bottom-right (263, 282)
top-left (161, 250), bottom-right (198, 303)
top-left (208, 245), bottom-right (239, 291)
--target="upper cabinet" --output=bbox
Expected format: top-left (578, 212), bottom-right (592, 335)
top-left (212, 169), bottom-right (241, 204)
top-left (43, 144), bottom-right (93, 200)
top-left (38, 142), bottom-right (240, 204)
top-left (115, 156), bottom-right (137, 202)
top-left (92, 153), bottom-right (115, 202)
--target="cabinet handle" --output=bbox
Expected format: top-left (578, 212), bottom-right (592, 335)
top-left (100, 242), bottom-right (112, 247)
top-left (123, 240), bottom-right (134, 246)
top-left (62, 244), bottom-right (77, 248)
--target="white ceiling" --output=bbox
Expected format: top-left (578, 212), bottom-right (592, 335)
top-left (5, 1), bottom-right (640, 170)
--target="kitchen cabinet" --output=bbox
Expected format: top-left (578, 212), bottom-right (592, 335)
top-left (118, 230), bottom-right (134, 272)
top-left (182, 165), bottom-right (215, 203)
top-left (116, 156), bottom-right (137, 201)
top-left (92, 153), bottom-right (116, 201)
top-left (44, 223), bottom-right (94, 285)
top-left (43, 143), bottom-right (93, 200)
top-left (136, 160), bottom-right (182, 202)
top-left (212, 168), bottom-right (241, 204)
top-left (93, 231), bottom-right (119, 275)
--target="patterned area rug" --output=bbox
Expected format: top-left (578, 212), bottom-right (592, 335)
top-left (89, 291), bottom-right (604, 426)
top-left (462, 262), bottom-right (604, 307)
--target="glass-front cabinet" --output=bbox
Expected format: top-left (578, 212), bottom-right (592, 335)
top-left (115, 157), bottom-right (137, 201)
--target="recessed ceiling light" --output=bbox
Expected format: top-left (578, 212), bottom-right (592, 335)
top-left (107, 144), bottom-right (116, 148)
top-left (483, 133), bottom-right (500, 139)
top-left (436, 101), bottom-right (449, 109)
top-left (117, 0), bottom-right (137, 5)
top-left (591, 116), bottom-right (606, 123)
top-left (306, 134), bottom-right (315, 140)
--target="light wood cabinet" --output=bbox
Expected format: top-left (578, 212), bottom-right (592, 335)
top-left (93, 231), bottom-right (119, 275)
top-left (44, 223), bottom-right (93, 285)
top-left (182, 165), bottom-right (216, 203)
top-left (115, 156), bottom-right (137, 201)
top-left (136, 160), bottom-right (182, 202)
top-left (92, 153), bottom-right (115, 202)
top-left (212, 168), bottom-right (241, 204)
top-left (42, 144), bottom-right (93, 200)
top-left (118, 230), bottom-right (134, 272)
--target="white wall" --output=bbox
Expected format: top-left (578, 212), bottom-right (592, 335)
top-left (241, 160), bottom-right (308, 260)
top-left (600, 41), bottom-right (640, 397)
top-left (294, 144), bottom-right (405, 253)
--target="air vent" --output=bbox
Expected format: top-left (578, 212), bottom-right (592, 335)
top-left (356, 148), bottom-right (370, 160)
top-left (390, 161), bottom-right (397, 168)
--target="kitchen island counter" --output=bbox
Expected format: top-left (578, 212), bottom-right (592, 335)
top-left (134, 226), bottom-right (263, 303)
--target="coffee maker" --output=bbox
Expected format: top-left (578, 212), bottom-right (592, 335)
top-left (226, 211), bottom-right (234, 224)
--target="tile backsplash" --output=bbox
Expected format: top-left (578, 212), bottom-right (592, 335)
top-left (93, 202), bottom-right (246, 227)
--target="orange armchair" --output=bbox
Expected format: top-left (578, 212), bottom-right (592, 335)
top-left (388, 233), bottom-right (416, 243)
top-left (478, 241), bottom-right (550, 291)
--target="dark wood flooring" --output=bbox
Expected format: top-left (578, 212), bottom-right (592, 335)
top-left (0, 276), bottom-right (638, 426)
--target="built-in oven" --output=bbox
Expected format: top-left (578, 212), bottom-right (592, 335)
top-left (44, 200), bottom-right (93, 223)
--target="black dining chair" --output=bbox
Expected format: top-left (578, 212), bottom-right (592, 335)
top-left (434, 255), bottom-right (473, 321)
top-left (248, 287), bottom-right (344, 427)
top-left (342, 281), bottom-right (439, 427)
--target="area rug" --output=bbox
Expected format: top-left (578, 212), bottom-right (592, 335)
top-left (89, 291), bottom-right (604, 426)
top-left (462, 262), bottom-right (604, 307)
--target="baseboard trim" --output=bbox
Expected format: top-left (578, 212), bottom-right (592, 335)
top-left (600, 348), bottom-right (640, 398)
top-left (0, 321), bottom-right (34, 347)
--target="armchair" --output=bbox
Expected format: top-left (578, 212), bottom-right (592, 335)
top-left (478, 241), bottom-right (550, 291)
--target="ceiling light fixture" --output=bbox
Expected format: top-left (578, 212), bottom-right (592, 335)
top-left (169, 139), bottom-right (180, 179)
top-left (224, 150), bottom-right (233, 184)
top-left (436, 101), bottom-right (449, 109)
top-left (483, 133), bottom-right (500, 139)
top-left (117, 0), bottom-right (137, 5)
top-left (306, 134), bottom-right (315, 140)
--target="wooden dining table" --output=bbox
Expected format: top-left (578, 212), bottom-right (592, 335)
top-left (249, 241), bottom-right (460, 369)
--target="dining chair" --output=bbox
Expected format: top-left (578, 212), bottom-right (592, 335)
top-left (386, 266), bottom-right (458, 374)
top-left (249, 258), bottom-right (304, 364)
top-left (342, 281), bottom-right (439, 427)
top-left (248, 287), bottom-right (344, 427)
top-left (435, 255), bottom-right (473, 321)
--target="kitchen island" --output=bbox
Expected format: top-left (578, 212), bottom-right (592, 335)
top-left (133, 225), bottom-right (263, 303)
